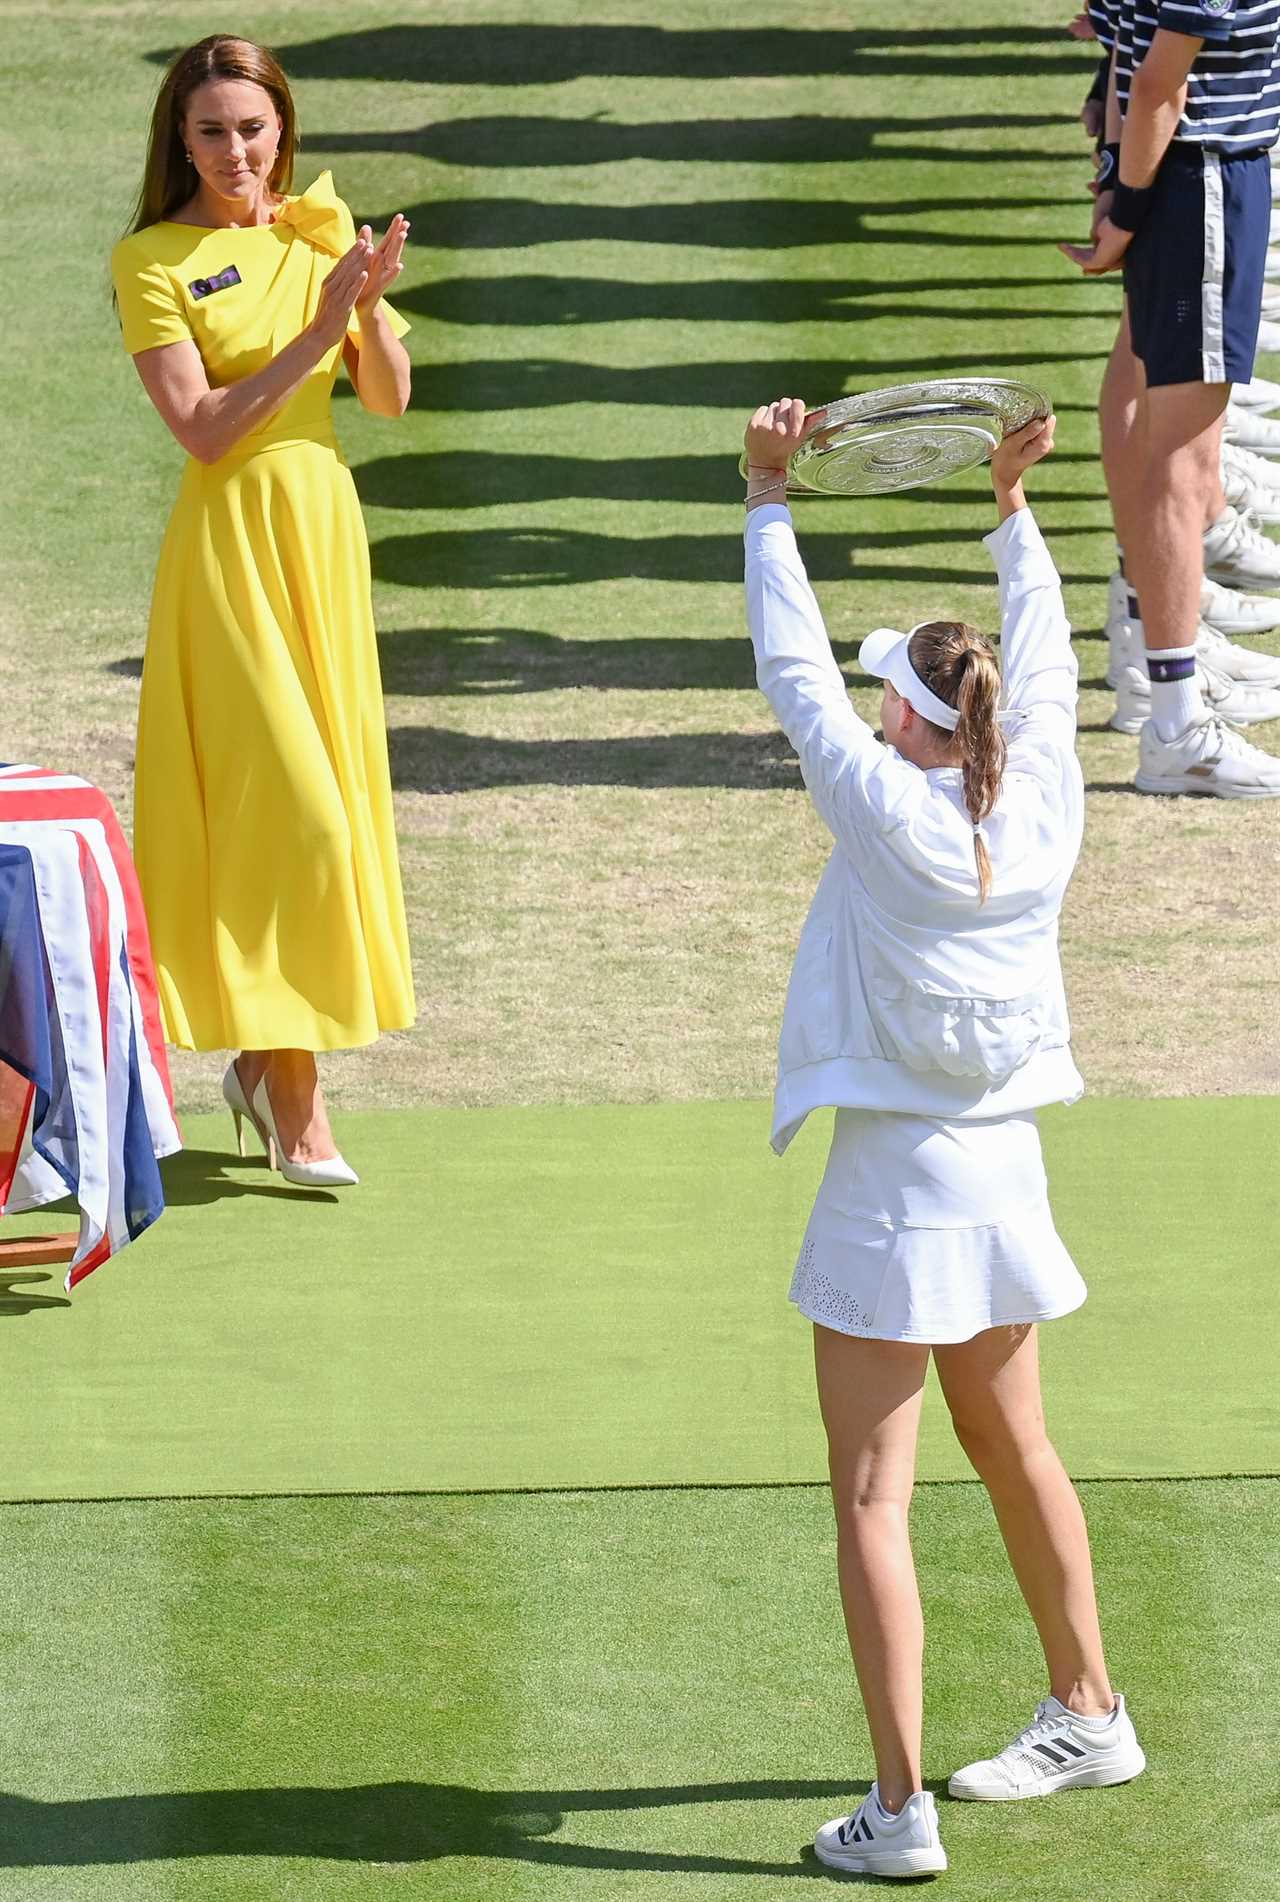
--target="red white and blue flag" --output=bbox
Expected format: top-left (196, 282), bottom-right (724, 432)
top-left (0, 766), bottom-right (180, 1287)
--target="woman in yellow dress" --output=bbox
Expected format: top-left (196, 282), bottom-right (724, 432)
top-left (111, 35), bottom-right (415, 1187)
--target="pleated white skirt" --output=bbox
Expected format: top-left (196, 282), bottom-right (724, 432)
top-left (789, 1107), bottom-right (1086, 1345)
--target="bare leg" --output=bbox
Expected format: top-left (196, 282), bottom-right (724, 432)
top-left (235, 1048), bottom-right (338, 1163)
top-left (1125, 379), bottom-right (1230, 655)
top-left (1098, 303), bottom-right (1145, 560)
top-left (814, 1325), bottom-right (932, 1812)
top-left (932, 1325), bottom-right (1113, 1716)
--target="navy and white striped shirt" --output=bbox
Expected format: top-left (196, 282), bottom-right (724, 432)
top-left (1088, 0), bottom-right (1280, 149)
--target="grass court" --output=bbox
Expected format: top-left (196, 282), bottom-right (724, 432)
top-left (1, 3), bottom-right (1278, 1896)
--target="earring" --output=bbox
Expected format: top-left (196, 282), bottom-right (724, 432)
top-left (184, 148), bottom-right (193, 165)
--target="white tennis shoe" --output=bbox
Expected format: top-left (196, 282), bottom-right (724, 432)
top-left (1223, 455), bottom-right (1280, 525)
top-left (1135, 716), bottom-right (1280, 797)
top-left (1204, 505), bottom-right (1280, 590)
top-left (1111, 654), bottom-right (1280, 733)
top-left (1223, 404), bottom-right (1280, 457)
top-left (1223, 440), bottom-right (1280, 501)
top-left (1106, 593), bottom-right (1280, 696)
top-left (949, 1695), bottom-right (1146, 1801)
top-left (1256, 317), bottom-right (1280, 354)
top-left (1201, 572), bottom-right (1280, 635)
top-left (814, 1785), bottom-right (947, 1877)
top-left (1229, 372), bottom-right (1280, 409)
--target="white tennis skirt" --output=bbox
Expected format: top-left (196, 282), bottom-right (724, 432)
top-left (789, 1107), bottom-right (1086, 1345)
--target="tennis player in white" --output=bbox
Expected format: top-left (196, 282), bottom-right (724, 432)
top-left (743, 400), bottom-right (1146, 1879)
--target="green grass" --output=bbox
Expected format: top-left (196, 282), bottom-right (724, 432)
top-left (3, 1096), bottom-right (1277, 1499)
top-left (2, 0), bottom-right (1277, 1114)
top-left (3, 8), bottom-right (1279, 1897)
top-left (2, 1481), bottom-right (1277, 1899)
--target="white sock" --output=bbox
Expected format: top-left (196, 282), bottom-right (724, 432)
top-left (1145, 644), bottom-right (1203, 738)
top-left (1073, 1704), bottom-right (1119, 1729)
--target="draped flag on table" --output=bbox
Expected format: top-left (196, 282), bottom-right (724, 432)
top-left (0, 765), bottom-right (180, 1287)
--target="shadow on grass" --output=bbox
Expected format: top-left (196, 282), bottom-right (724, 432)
top-left (377, 627), bottom-right (842, 697)
top-left (388, 726), bottom-right (806, 793)
top-left (371, 527), bottom-right (1103, 591)
top-left (0, 1775), bottom-right (870, 1873)
top-left (0, 1272), bottom-right (71, 1317)
top-left (384, 196), bottom-right (1076, 253)
top-left (380, 354), bottom-right (1102, 415)
top-left (159, 1149), bottom-right (338, 1208)
top-left (354, 453), bottom-right (1111, 514)
top-left (307, 112), bottom-right (1079, 169)
top-left (398, 274), bottom-right (1115, 329)
top-left (254, 23), bottom-right (1087, 84)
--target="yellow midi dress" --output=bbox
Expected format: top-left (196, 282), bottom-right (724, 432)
top-left (110, 172), bottom-right (415, 1052)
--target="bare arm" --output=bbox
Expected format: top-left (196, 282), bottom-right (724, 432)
top-left (1119, 26), bottom-right (1201, 185)
top-left (131, 237), bottom-right (373, 465)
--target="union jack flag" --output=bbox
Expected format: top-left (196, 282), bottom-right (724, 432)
top-left (0, 765), bottom-right (180, 1287)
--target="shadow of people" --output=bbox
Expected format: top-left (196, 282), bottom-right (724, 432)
top-left (252, 23), bottom-right (1086, 86)
top-left (386, 726), bottom-right (807, 794)
top-left (0, 1272), bottom-right (72, 1317)
top-left (0, 1775), bottom-right (873, 1875)
top-left (305, 111), bottom-right (1077, 170)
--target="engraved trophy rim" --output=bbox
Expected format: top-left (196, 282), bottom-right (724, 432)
top-left (739, 377), bottom-right (1051, 496)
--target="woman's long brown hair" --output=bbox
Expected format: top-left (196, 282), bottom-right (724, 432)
top-left (908, 621), bottom-right (1007, 903)
top-left (125, 35), bottom-right (298, 235)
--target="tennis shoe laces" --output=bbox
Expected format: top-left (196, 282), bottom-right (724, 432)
top-left (949, 1695), bottom-right (1146, 1802)
top-left (1135, 715), bottom-right (1280, 798)
top-left (1203, 505), bottom-right (1280, 590)
top-left (1200, 572), bottom-right (1280, 635)
top-left (1223, 404), bottom-right (1280, 457)
top-left (1223, 458), bottom-right (1280, 526)
top-left (814, 1784), bottom-right (947, 1877)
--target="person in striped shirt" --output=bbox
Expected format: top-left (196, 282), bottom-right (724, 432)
top-left (1064, 0), bottom-right (1280, 795)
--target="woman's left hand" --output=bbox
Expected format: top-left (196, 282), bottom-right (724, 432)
top-left (354, 215), bottom-right (410, 315)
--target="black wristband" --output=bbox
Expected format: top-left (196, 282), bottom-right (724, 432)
top-left (1108, 179), bottom-right (1153, 232)
top-left (1096, 142), bottom-right (1120, 189)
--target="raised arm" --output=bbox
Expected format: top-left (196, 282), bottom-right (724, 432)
top-left (984, 417), bottom-right (1077, 726)
top-left (743, 399), bottom-right (920, 847)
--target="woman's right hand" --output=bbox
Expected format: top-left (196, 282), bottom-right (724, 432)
top-left (990, 413), bottom-right (1057, 492)
top-left (309, 236), bottom-right (375, 350)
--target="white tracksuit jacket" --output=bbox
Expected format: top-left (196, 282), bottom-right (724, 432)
top-left (744, 501), bottom-right (1085, 1155)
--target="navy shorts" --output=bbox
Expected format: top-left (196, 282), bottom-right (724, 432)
top-left (1123, 142), bottom-right (1271, 388)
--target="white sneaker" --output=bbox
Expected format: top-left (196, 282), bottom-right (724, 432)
top-left (1230, 373), bottom-right (1280, 410)
top-left (1136, 715), bottom-right (1280, 796)
top-left (949, 1695), bottom-right (1146, 1802)
top-left (1257, 317), bottom-right (1280, 353)
top-left (1265, 245), bottom-right (1280, 281)
top-left (1223, 440), bottom-right (1280, 499)
top-left (1201, 572), bottom-right (1280, 634)
top-left (1111, 654), bottom-right (1280, 733)
top-left (1103, 589), bottom-right (1278, 696)
top-left (1224, 404), bottom-right (1280, 457)
top-left (814, 1785), bottom-right (947, 1877)
top-left (1204, 505), bottom-right (1280, 590)
top-left (1223, 457), bottom-right (1280, 525)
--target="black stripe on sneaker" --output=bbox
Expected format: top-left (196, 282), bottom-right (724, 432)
top-left (1058, 1739), bottom-right (1088, 1759)
top-left (1033, 1743), bottom-right (1068, 1765)
top-left (856, 1818), bottom-right (874, 1841)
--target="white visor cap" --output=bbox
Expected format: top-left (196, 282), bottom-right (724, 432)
top-left (858, 622), bottom-right (960, 733)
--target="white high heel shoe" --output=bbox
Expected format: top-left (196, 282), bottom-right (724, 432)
top-left (222, 1059), bottom-right (271, 1159)
top-left (250, 1076), bottom-right (359, 1188)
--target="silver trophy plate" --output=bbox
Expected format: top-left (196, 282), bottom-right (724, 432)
top-left (742, 378), bottom-right (1050, 496)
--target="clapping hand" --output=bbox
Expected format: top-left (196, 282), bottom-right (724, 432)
top-left (354, 215), bottom-right (410, 315)
top-left (311, 234), bottom-right (375, 348)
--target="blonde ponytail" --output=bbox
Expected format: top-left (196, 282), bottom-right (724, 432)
top-left (907, 623), bottom-right (1007, 902)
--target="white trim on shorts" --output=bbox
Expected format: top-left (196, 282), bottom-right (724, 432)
top-left (1201, 150), bottom-right (1227, 383)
